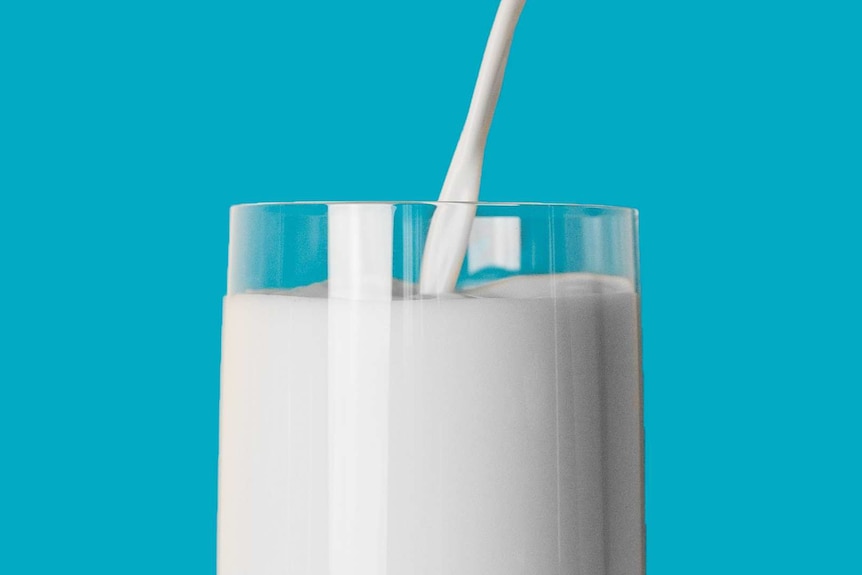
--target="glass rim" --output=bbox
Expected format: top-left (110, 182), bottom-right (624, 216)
top-left (230, 201), bottom-right (637, 215)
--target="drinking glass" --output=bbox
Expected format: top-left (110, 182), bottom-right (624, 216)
top-left (219, 202), bottom-right (643, 575)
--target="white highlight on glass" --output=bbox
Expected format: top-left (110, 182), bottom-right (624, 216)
top-left (327, 205), bottom-right (393, 575)
top-left (467, 216), bottom-right (522, 274)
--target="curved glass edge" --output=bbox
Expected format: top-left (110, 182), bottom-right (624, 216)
top-left (229, 201), bottom-right (637, 217)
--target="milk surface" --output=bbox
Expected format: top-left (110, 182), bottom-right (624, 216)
top-left (219, 273), bottom-right (644, 575)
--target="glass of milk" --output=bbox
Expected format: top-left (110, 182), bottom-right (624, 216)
top-left (219, 202), bottom-right (644, 575)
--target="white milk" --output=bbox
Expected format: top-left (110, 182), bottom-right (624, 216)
top-left (218, 273), bottom-right (644, 575)
top-left (420, 0), bottom-right (526, 295)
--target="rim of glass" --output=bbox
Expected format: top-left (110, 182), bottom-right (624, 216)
top-left (231, 201), bottom-right (637, 214)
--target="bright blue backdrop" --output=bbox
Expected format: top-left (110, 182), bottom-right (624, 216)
top-left (1, 1), bottom-right (860, 573)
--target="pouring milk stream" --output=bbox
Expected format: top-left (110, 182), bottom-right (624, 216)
top-left (419, 0), bottom-right (526, 295)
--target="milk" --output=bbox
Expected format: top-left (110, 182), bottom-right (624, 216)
top-left (218, 273), bottom-right (644, 575)
top-left (420, 0), bottom-right (526, 294)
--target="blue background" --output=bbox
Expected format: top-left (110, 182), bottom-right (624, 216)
top-left (1, 0), bottom-right (860, 573)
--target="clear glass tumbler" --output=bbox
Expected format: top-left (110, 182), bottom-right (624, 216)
top-left (219, 202), bottom-right (644, 575)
